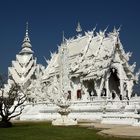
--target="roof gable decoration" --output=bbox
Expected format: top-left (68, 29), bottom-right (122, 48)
top-left (42, 26), bottom-right (140, 83)
top-left (42, 52), bottom-right (59, 79)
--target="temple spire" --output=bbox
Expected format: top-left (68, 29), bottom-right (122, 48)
top-left (23, 22), bottom-right (31, 44)
top-left (20, 22), bottom-right (33, 54)
top-left (76, 21), bottom-right (82, 33)
top-left (26, 22), bottom-right (29, 37)
top-left (62, 31), bottom-right (65, 43)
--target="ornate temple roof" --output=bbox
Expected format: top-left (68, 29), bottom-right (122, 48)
top-left (8, 23), bottom-right (36, 85)
top-left (42, 27), bottom-right (137, 82)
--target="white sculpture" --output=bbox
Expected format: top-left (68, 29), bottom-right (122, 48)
top-left (42, 41), bottom-right (77, 125)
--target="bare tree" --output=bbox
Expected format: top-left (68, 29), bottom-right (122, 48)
top-left (0, 83), bottom-right (26, 127)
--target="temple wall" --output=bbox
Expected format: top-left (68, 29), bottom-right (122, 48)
top-left (19, 100), bottom-right (140, 126)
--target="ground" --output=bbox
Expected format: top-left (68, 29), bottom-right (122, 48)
top-left (0, 121), bottom-right (139, 140)
top-left (79, 122), bottom-right (140, 139)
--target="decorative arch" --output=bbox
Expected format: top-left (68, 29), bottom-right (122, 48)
top-left (108, 67), bottom-right (120, 99)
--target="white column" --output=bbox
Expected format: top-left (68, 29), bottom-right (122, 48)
top-left (120, 78), bottom-right (123, 99)
top-left (127, 80), bottom-right (133, 99)
top-left (98, 78), bottom-right (104, 98)
top-left (119, 64), bottom-right (124, 100)
top-left (97, 89), bottom-right (100, 98)
top-left (94, 81), bottom-right (99, 98)
top-left (105, 78), bottom-right (110, 99)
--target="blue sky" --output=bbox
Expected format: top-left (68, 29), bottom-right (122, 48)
top-left (0, 0), bottom-right (140, 75)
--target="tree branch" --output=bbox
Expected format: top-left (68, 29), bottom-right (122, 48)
top-left (8, 106), bottom-right (24, 121)
top-left (0, 81), bottom-right (26, 122)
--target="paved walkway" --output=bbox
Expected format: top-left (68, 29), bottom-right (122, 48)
top-left (99, 126), bottom-right (140, 139)
top-left (79, 122), bottom-right (140, 139)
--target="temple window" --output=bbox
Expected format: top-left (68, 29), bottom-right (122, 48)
top-left (77, 90), bottom-right (82, 99)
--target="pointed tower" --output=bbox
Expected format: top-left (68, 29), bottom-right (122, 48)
top-left (8, 23), bottom-right (36, 87)
top-left (76, 21), bottom-right (82, 33)
top-left (20, 22), bottom-right (34, 54)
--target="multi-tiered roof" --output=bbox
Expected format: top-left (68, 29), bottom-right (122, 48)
top-left (8, 23), bottom-right (36, 85)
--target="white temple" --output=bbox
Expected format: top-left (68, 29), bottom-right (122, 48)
top-left (6, 23), bottom-right (140, 125)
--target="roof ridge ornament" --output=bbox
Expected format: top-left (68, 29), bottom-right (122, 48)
top-left (115, 25), bottom-right (122, 44)
top-left (104, 25), bottom-right (109, 34)
top-left (108, 26), bottom-right (122, 45)
top-left (117, 25), bottom-right (122, 32)
top-left (97, 26), bottom-right (108, 37)
top-left (76, 21), bottom-right (82, 33)
top-left (92, 24), bottom-right (97, 32)
top-left (113, 25), bottom-right (122, 36)
top-left (97, 27), bottom-right (107, 43)
top-left (62, 31), bottom-right (66, 43)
